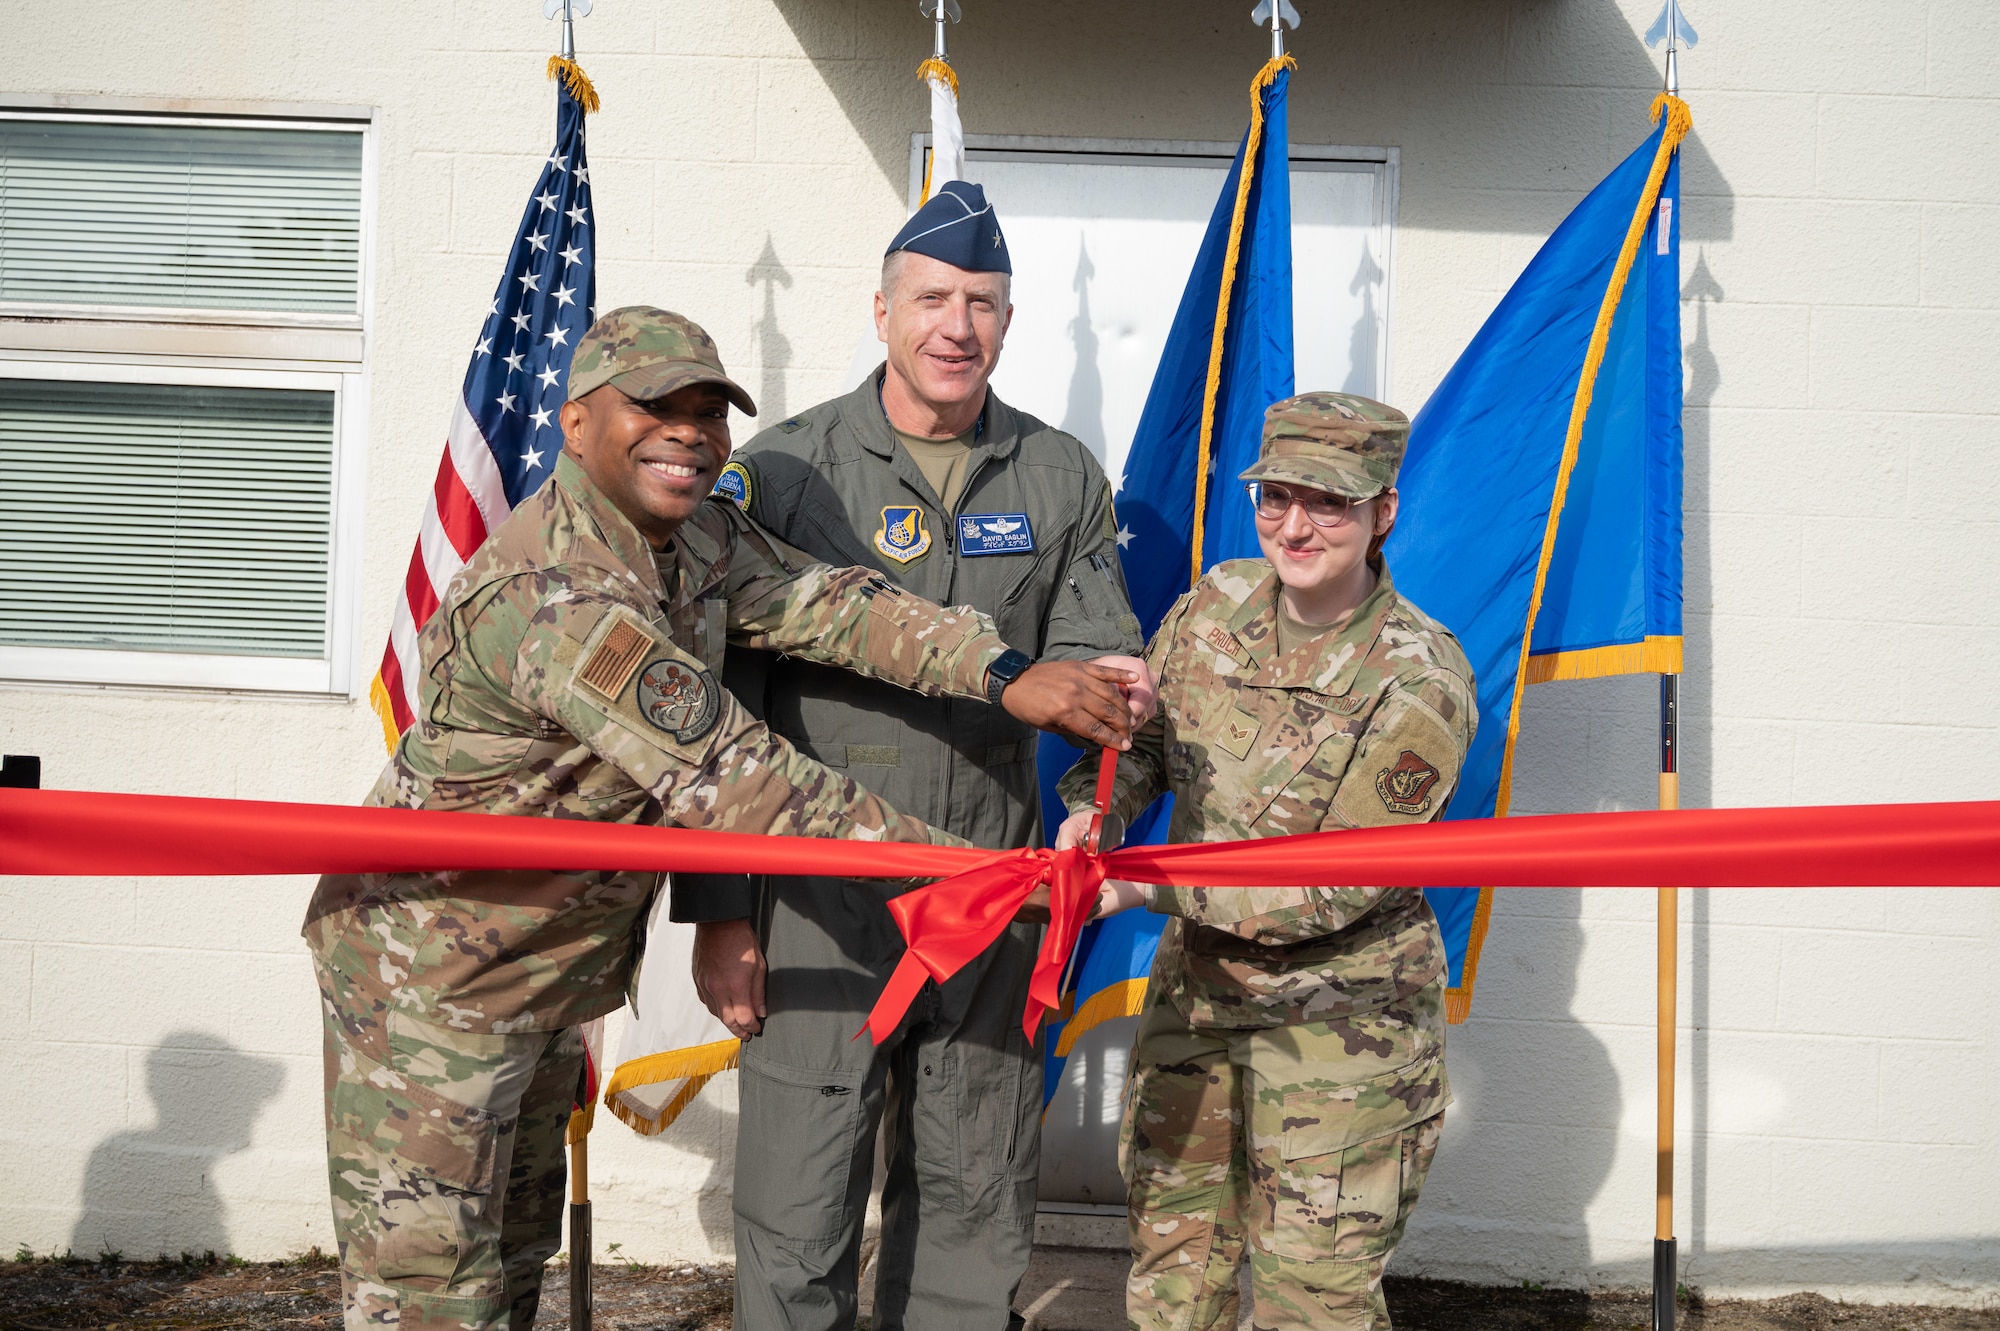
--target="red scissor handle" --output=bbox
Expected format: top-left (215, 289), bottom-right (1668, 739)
top-left (1084, 736), bottom-right (1120, 855)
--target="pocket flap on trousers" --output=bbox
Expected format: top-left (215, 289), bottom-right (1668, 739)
top-left (1279, 1050), bottom-right (1448, 1161)
top-left (361, 1073), bottom-right (503, 1195)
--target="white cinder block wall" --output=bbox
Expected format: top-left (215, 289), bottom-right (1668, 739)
top-left (2, 0), bottom-right (1995, 1304)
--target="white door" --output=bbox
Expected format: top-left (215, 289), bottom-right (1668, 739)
top-left (908, 136), bottom-right (1395, 492)
top-left (899, 136), bottom-right (1398, 1208)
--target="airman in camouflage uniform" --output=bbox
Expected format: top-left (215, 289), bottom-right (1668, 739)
top-left (302, 307), bottom-right (1128, 1331)
top-left (1057, 392), bottom-right (1476, 1331)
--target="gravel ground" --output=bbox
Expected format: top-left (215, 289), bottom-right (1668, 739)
top-left (1, 1254), bottom-right (1993, 1331)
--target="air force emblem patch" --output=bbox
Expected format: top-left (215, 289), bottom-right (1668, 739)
top-left (957, 511), bottom-right (1035, 556)
top-left (874, 505), bottom-right (932, 563)
top-left (1375, 749), bottom-right (1442, 815)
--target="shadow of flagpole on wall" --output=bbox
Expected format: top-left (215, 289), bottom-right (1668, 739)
top-left (1679, 248), bottom-right (1722, 1277)
top-left (745, 234), bottom-right (794, 423)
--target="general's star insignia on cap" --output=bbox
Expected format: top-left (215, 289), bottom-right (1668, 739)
top-left (886, 181), bottom-right (1012, 275)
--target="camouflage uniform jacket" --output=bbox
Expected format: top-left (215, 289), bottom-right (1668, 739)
top-left (304, 451), bottom-right (1007, 1034)
top-left (1059, 559), bottom-right (1475, 1028)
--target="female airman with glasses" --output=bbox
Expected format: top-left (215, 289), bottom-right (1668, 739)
top-left (1052, 392), bottom-right (1477, 1331)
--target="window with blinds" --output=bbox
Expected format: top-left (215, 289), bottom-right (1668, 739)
top-left (0, 377), bottom-right (335, 658)
top-left (0, 119), bottom-right (362, 314)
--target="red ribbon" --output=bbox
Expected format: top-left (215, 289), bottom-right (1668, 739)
top-left (4, 788), bottom-right (1998, 1044)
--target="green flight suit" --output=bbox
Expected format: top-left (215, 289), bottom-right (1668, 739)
top-left (680, 373), bottom-right (1143, 1331)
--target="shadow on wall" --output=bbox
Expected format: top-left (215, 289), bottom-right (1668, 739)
top-left (1060, 234), bottom-right (1104, 452)
top-left (1679, 248), bottom-right (1721, 1273)
top-left (1409, 887), bottom-right (1621, 1285)
top-left (71, 1032), bottom-right (285, 1259)
top-left (746, 234), bottom-right (794, 423)
top-left (770, 0), bottom-right (1730, 243)
top-left (649, 1089), bottom-right (741, 1254)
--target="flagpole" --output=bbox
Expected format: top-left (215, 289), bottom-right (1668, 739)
top-left (550, 9), bottom-right (593, 1323)
top-left (1654, 672), bottom-right (1679, 1331)
top-left (1654, 18), bottom-right (1683, 1331)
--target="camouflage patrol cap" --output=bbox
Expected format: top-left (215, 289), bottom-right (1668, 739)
top-left (566, 306), bottom-right (757, 415)
top-left (1239, 391), bottom-right (1409, 500)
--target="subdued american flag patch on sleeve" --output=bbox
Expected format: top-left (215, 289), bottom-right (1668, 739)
top-left (579, 618), bottom-right (651, 697)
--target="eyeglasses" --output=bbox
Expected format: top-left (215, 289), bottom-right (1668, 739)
top-left (1246, 481), bottom-right (1360, 529)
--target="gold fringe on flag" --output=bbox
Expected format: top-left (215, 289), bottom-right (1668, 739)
top-left (546, 55), bottom-right (601, 113)
top-left (366, 674), bottom-right (401, 755)
top-left (1442, 884), bottom-right (1495, 1023)
top-left (1525, 635), bottom-right (1684, 685)
top-left (601, 1038), bottom-right (741, 1136)
top-left (1189, 54), bottom-right (1296, 589)
top-left (1445, 94), bottom-right (1691, 1026)
top-left (915, 55), bottom-right (959, 96)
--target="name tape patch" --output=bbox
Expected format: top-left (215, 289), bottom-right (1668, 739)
top-left (957, 512), bottom-right (1035, 556)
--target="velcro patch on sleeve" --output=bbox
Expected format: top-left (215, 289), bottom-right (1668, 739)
top-left (1375, 749), bottom-right (1442, 815)
top-left (633, 657), bottom-right (721, 744)
top-left (576, 616), bottom-right (655, 701)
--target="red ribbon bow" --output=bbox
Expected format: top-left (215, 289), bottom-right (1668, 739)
top-left (866, 844), bottom-right (1105, 1045)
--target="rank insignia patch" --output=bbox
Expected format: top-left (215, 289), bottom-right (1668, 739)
top-left (956, 512), bottom-right (1035, 556)
top-left (712, 460), bottom-right (753, 512)
top-left (874, 505), bottom-right (933, 563)
top-left (1214, 707), bottom-right (1260, 760)
top-left (635, 658), bottom-right (721, 744)
top-left (1375, 749), bottom-right (1442, 815)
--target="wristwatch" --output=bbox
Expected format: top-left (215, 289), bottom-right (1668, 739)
top-left (984, 648), bottom-right (1034, 706)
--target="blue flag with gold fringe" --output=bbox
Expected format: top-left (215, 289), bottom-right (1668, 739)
top-left (1038, 56), bottom-right (1296, 1098)
top-left (1386, 97), bottom-right (1691, 1018)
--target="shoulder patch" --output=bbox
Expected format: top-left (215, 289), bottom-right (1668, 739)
top-left (635, 658), bottom-right (722, 743)
top-left (778, 417), bottom-right (807, 434)
top-left (578, 618), bottom-right (651, 698)
top-left (1375, 749), bottom-right (1442, 816)
top-left (713, 460), bottom-right (753, 512)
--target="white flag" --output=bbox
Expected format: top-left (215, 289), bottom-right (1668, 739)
top-left (924, 61), bottom-right (966, 201)
top-left (601, 881), bottom-right (740, 1135)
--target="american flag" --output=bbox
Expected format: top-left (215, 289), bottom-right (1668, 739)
top-left (369, 76), bottom-right (597, 741)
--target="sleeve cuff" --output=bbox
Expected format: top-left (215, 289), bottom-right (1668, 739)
top-left (961, 636), bottom-right (1009, 700)
top-left (668, 873), bottom-right (757, 923)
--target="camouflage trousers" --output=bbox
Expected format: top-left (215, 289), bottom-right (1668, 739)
top-left (319, 965), bottom-right (583, 1330)
top-left (1119, 979), bottom-right (1449, 1331)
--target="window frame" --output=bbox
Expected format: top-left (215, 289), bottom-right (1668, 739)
top-left (0, 102), bottom-right (374, 697)
top-left (0, 356), bottom-right (369, 695)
